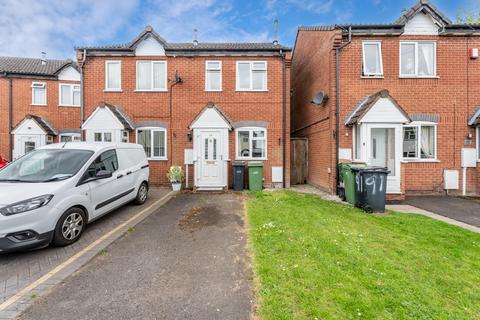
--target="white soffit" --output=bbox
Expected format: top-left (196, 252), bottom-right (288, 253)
top-left (135, 36), bottom-right (166, 56)
top-left (360, 98), bottom-right (409, 124)
top-left (404, 13), bottom-right (439, 35)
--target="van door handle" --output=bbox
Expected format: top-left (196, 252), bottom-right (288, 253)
top-left (126, 171), bottom-right (132, 176)
top-left (117, 174), bottom-right (124, 179)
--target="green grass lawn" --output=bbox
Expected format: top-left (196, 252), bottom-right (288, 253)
top-left (247, 191), bottom-right (480, 320)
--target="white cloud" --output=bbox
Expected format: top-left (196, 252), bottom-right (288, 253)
top-left (0, 0), bottom-right (140, 59)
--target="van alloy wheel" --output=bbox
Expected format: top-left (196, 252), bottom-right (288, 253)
top-left (62, 212), bottom-right (84, 240)
top-left (139, 184), bottom-right (148, 202)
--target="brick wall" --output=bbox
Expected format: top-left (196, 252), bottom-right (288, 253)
top-left (82, 54), bottom-right (290, 186)
top-left (292, 30), bottom-right (480, 195)
top-left (0, 77), bottom-right (81, 161)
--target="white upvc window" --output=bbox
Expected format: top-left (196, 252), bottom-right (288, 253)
top-left (59, 84), bottom-right (80, 106)
top-left (136, 61), bottom-right (167, 91)
top-left (60, 133), bottom-right (81, 142)
top-left (353, 124), bottom-right (362, 161)
top-left (31, 82), bottom-right (46, 105)
top-left (236, 127), bottom-right (267, 160)
top-left (121, 130), bottom-right (129, 143)
top-left (477, 127), bottom-right (480, 160)
top-left (362, 41), bottom-right (383, 77)
top-left (205, 61), bottom-right (222, 91)
top-left (236, 61), bottom-right (267, 91)
top-left (136, 127), bottom-right (167, 160)
top-left (105, 60), bottom-right (122, 91)
top-left (402, 122), bottom-right (437, 160)
top-left (94, 132), bottom-right (113, 142)
top-left (400, 41), bottom-right (436, 77)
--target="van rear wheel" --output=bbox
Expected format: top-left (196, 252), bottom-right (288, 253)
top-left (135, 182), bottom-right (148, 205)
top-left (53, 207), bottom-right (87, 247)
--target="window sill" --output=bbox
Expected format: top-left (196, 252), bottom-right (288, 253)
top-left (401, 159), bottom-right (440, 163)
top-left (361, 75), bottom-right (384, 79)
top-left (399, 76), bottom-right (439, 79)
top-left (147, 158), bottom-right (168, 161)
top-left (205, 90), bottom-right (223, 92)
top-left (31, 104), bottom-right (47, 106)
top-left (104, 89), bottom-right (123, 92)
top-left (58, 105), bottom-right (80, 108)
top-left (235, 90), bottom-right (268, 92)
top-left (135, 89), bottom-right (168, 92)
top-left (235, 158), bottom-right (267, 161)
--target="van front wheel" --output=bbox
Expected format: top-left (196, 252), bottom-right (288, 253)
top-left (135, 182), bottom-right (148, 205)
top-left (53, 207), bottom-right (87, 247)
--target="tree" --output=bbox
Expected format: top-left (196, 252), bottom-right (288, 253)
top-left (457, 7), bottom-right (480, 24)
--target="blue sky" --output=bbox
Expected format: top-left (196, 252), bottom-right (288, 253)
top-left (0, 0), bottom-right (475, 59)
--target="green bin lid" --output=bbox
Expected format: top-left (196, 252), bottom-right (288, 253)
top-left (247, 161), bottom-right (263, 167)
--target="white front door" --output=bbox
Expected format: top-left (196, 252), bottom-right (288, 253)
top-left (195, 129), bottom-right (228, 189)
top-left (366, 125), bottom-right (401, 193)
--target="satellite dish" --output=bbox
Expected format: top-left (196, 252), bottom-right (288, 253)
top-left (311, 91), bottom-right (328, 105)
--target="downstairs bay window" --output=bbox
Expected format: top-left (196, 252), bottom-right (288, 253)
top-left (136, 127), bottom-right (167, 160)
top-left (402, 123), bottom-right (437, 160)
top-left (236, 127), bottom-right (267, 160)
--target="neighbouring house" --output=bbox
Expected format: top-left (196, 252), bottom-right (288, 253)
top-left (0, 56), bottom-right (81, 160)
top-left (291, 0), bottom-right (480, 199)
top-left (76, 26), bottom-right (291, 188)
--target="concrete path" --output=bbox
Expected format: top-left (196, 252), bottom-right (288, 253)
top-left (387, 204), bottom-right (480, 234)
top-left (0, 188), bottom-right (172, 320)
top-left (404, 196), bottom-right (480, 227)
top-left (18, 193), bottom-right (252, 320)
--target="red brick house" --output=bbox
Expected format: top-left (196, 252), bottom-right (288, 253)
top-left (292, 0), bottom-right (480, 199)
top-left (76, 26), bottom-right (291, 188)
top-left (0, 57), bottom-right (81, 161)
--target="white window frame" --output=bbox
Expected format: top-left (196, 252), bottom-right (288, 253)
top-left (59, 133), bottom-right (81, 142)
top-left (235, 127), bottom-right (267, 160)
top-left (352, 124), bottom-right (363, 161)
top-left (205, 60), bottom-right (222, 91)
top-left (477, 127), bottom-right (480, 161)
top-left (402, 122), bottom-right (438, 161)
top-left (93, 131), bottom-right (113, 142)
top-left (31, 82), bottom-right (47, 105)
top-left (105, 60), bottom-right (122, 91)
top-left (121, 130), bottom-right (129, 143)
top-left (135, 61), bottom-right (168, 92)
top-left (399, 41), bottom-right (437, 78)
top-left (362, 41), bottom-right (383, 77)
top-left (135, 127), bottom-right (167, 160)
top-left (236, 61), bottom-right (268, 92)
top-left (58, 83), bottom-right (80, 107)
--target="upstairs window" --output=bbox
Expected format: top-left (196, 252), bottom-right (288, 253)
top-left (362, 41), bottom-right (383, 77)
top-left (59, 84), bottom-right (80, 106)
top-left (236, 127), bottom-right (267, 159)
top-left (105, 61), bottom-right (121, 91)
top-left (400, 42), bottom-right (436, 77)
top-left (205, 61), bottom-right (222, 91)
top-left (402, 123), bottom-right (436, 160)
top-left (136, 61), bottom-right (167, 91)
top-left (32, 82), bottom-right (46, 105)
top-left (236, 61), bottom-right (267, 91)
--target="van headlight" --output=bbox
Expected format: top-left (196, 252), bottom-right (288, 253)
top-left (0, 195), bottom-right (54, 216)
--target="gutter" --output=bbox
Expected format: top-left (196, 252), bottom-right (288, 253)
top-left (334, 26), bottom-right (352, 195)
top-left (80, 49), bottom-right (87, 126)
top-left (7, 74), bottom-right (13, 160)
top-left (281, 49), bottom-right (287, 188)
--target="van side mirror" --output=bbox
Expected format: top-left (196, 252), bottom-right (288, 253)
top-left (95, 170), bottom-right (112, 180)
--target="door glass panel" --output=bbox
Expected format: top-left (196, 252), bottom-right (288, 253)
top-left (213, 138), bottom-right (217, 160)
top-left (204, 138), bottom-right (209, 160)
top-left (370, 128), bottom-right (395, 176)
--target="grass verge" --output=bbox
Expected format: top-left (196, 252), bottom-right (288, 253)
top-left (247, 191), bottom-right (480, 320)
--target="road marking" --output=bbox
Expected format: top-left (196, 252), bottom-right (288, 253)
top-left (0, 191), bottom-right (174, 312)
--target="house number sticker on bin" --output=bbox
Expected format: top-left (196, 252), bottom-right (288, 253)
top-left (365, 175), bottom-right (385, 195)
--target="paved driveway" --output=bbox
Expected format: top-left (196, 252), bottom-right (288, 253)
top-left (404, 196), bottom-right (480, 227)
top-left (0, 188), bottom-right (171, 319)
top-left (19, 193), bottom-right (252, 320)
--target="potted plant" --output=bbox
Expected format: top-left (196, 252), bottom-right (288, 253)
top-left (166, 166), bottom-right (184, 191)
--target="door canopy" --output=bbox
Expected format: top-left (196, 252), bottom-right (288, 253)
top-left (189, 102), bottom-right (233, 130)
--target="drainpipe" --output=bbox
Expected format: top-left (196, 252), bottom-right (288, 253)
top-left (281, 49), bottom-right (287, 188)
top-left (7, 75), bottom-right (13, 161)
top-left (335, 26), bottom-right (352, 195)
top-left (169, 71), bottom-right (182, 166)
top-left (80, 49), bottom-right (87, 129)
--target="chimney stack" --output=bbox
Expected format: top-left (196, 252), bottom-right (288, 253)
top-left (273, 18), bottom-right (279, 45)
top-left (193, 29), bottom-right (198, 46)
top-left (41, 52), bottom-right (47, 65)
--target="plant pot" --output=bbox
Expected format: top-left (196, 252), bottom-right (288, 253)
top-left (171, 182), bottom-right (182, 192)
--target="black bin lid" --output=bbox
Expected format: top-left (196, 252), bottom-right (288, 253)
top-left (351, 166), bottom-right (390, 174)
top-left (233, 161), bottom-right (245, 166)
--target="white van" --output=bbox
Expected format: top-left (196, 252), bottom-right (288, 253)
top-left (0, 142), bottom-right (149, 253)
